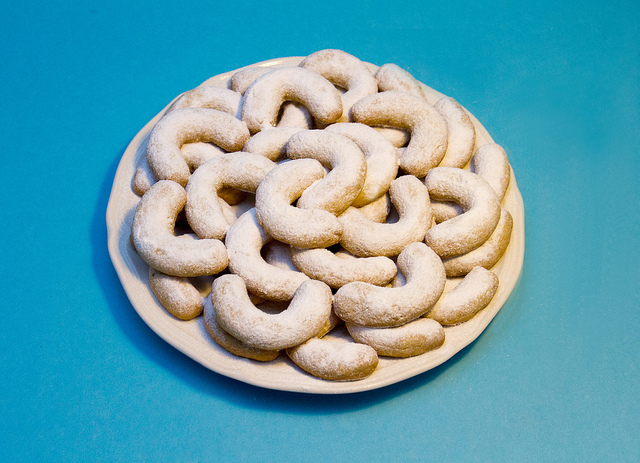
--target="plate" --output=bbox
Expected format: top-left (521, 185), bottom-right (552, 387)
top-left (106, 57), bottom-right (525, 394)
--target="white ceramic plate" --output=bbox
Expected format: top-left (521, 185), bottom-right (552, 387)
top-left (106, 57), bottom-right (525, 394)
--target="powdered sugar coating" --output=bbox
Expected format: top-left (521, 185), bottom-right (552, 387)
top-left (333, 242), bottom-right (446, 327)
top-left (443, 207), bottom-right (513, 277)
top-left (472, 143), bottom-right (511, 201)
top-left (346, 317), bottom-right (445, 358)
top-left (351, 91), bottom-right (448, 178)
top-left (131, 180), bottom-right (228, 277)
top-left (290, 246), bottom-right (397, 289)
top-left (203, 295), bottom-right (280, 362)
top-left (242, 126), bottom-right (304, 161)
top-left (185, 152), bottom-right (276, 239)
top-left (213, 274), bottom-right (332, 351)
top-left (278, 102), bottom-right (316, 129)
top-left (375, 126), bottom-right (410, 148)
top-left (232, 69), bottom-right (315, 128)
top-left (262, 240), bottom-right (300, 272)
top-left (430, 142), bottom-right (510, 223)
top-left (225, 209), bottom-right (309, 301)
top-left (430, 200), bottom-right (463, 223)
top-left (285, 130), bottom-right (367, 215)
top-left (180, 142), bottom-right (227, 171)
top-left (167, 86), bottom-right (243, 118)
top-left (133, 142), bottom-right (228, 197)
top-left (146, 107), bottom-right (250, 187)
top-left (338, 175), bottom-right (432, 257)
top-left (424, 167), bottom-right (502, 258)
top-left (254, 159), bottom-right (343, 248)
top-left (148, 267), bottom-right (205, 321)
top-left (286, 337), bottom-right (379, 381)
top-left (375, 63), bottom-right (429, 100)
top-left (229, 67), bottom-right (273, 94)
top-left (132, 161), bottom-right (156, 196)
top-left (427, 267), bottom-right (499, 325)
top-left (325, 122), bottom-right (399, 207)
top-left (241, 66), bottom-right (343, 133)
top-left (300, 49), bottom-right (378, 122)
top-left (433, 96), bottom-right (476, 168)
top-left (356, 193), bottom-right (391, 223)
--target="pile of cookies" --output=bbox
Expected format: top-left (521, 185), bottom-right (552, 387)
top-left (129, 49), bottom-right (513, 381)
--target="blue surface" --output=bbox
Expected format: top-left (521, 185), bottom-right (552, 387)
top-left (1, 0), bottom-right (639, 461)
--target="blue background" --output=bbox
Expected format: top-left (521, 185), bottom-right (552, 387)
top-left (1, 0), bottom-right (639, 461)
